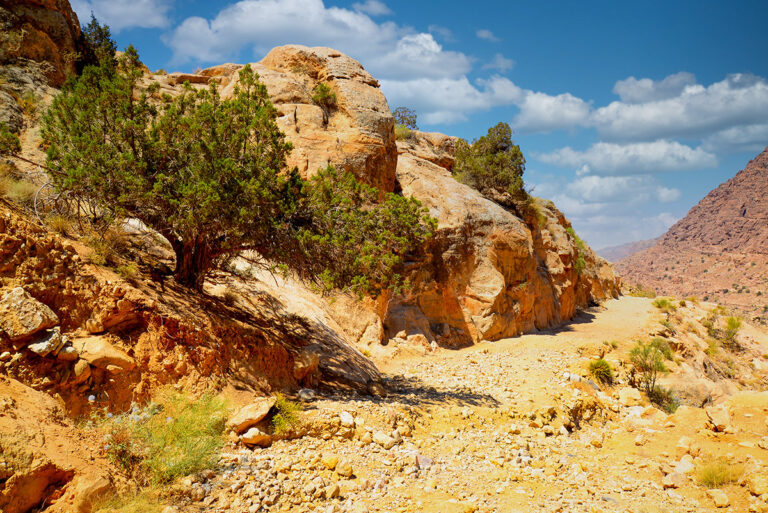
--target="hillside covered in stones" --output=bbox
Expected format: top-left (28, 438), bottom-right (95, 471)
top-left (619, 147), bottom-right (768, 323)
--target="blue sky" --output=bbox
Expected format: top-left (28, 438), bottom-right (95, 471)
top-left (70, 0), bottom-right (768, 248)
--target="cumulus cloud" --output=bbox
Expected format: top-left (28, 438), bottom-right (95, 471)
top-left (573, 212), bottom-right (679, 249)
top-left (71, 0), bottom-right (173, 31)
top-left (380, 75), bottom-right (524, 124)
top-left (482, 53), bottom-right (515, 73)
top-left (566, 175), bottom-right (651, 203)
top-left (702, 123), bottom-right (768, 154)
top-left (592, 73), bottom-right (768, 140)
top-left (537, 140), bottom-right (717, 175)
top-left (351, 0), bottom-right (392, 16)
top-left (656, 186), bottom-right (682, 203)
top-left (476, 29), bottom-right (500, 42)
top-left (513, 92), bottom-right (591, 133)
top-left (612, 72), bottom-right (696, 103)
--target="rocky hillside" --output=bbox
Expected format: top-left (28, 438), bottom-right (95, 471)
top-left (598, 237), bottom-right (659, 262)
top-left (619, 147), bottom-right (768, 322)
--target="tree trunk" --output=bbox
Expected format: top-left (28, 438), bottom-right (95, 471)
top-left (173, 236), bottom-right (213, 291)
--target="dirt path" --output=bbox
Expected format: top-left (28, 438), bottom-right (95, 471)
top-left (188, 297), bottom-right (768, 513)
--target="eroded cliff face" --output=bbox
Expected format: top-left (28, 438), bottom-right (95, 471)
top-left (388, 131), bottom-right (620, 345)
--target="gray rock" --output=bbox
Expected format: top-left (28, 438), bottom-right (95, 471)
top-left (0, 287), bottom-right (59, 342)
top-left (27, 328), bottom-right (67, 357)
top-left (298, 388), bottom-right (316, 401)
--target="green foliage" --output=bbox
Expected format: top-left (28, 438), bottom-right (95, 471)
top-left (42, 50), bottom-right (434, 293)
top-left (652, 298), bottom-right (677, 313)
top-left (695, 458), bottom-right (743, 488)
top-left (101, 391), bottom-right (227, 485)
top-left (272, 394), bottom-right (302, 435)
top-left (290, 166), bottom-right (436, 296)
top-left (19, 91), bottom-right (38, 118)
top-left (116, 262), bottom-right (139, 279)
top-left (629, 339), bottom-right (669, 394)
top-left (394, 124), bottom-right (412, 140)
top-left (95, 491), bottom-right (163, 513)
top-left (723, 316), bottom-right (741, 344)
top-left (566, 227), bottom-right (587, 275)
top-left (650, 337), bottom-right (673, 360)
top-left (0, 122), bottom-right (20, 156)
top-left (81, 14), bottom-right (117, 68)
top-left (648, 385), bottom-right (679, 413)
top-left (392, 106), bottom-right (418, 129)
top-left (452, 122), bottom-right (526, 202)
top-left (628, 284), bottom-right (656, 298)
top-left (588, 358), bottom-right (613, 385)
top-left (312, 82), bottom-right (337, 111)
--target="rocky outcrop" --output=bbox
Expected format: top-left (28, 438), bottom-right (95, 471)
top-left (618, 146), bottom-right (768, 321)
top-left (388, 131), bottom-right (619, 345)
top-left (174, 45), bottom-right (397, 194)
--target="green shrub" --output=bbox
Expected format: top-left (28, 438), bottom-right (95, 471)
top-left (19, 91), bottom-right (38, 118)
top-left (116, 262), bottom-right (139, 279)
top-left (629, 340), bottom-right (669, 394)
top-left (723, 316), bottom-right (741, 344)
top-left (652, 298), bottom-right (677, 313)
top-left (95, 491), bottom-right (163, 513)
top-left (4, 178), bottom-right (36, 206)
top-left (46, 214), bottom-right (73, 236)
top-left (272, 394), bottom-right (302, 435)
top-left (695, 458), bottom-right (743, 488)
top-left (394, 124), bottom-right (411, 140)
top-left (392, 106), bottom-right (418, 129)
top-left (566, 227), bottom-right (587, 275)
top-left (101, 391), bottom-right (227, 485)
top-left (588, 358), bottom-right (613, 385)
top-left (628, 284), bottom-right (656, 298)
top-left (452, 122), bottom-right (526, 202)
top-left (648, 385), bottom-right (679, 413)
top-left (312, 82), bottom-right (337, 111)
top-left (650, 337), bottom-right (673, 360)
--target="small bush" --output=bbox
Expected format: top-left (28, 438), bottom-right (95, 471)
top-left (648, 385), bottom-right (679, 413)
top-left (723, 316), bottom-right (741, 345)
top-left (116, 262), bottom-right (139, 280)
top-left (84, 235), bottom-right (117, 266)
top-left (392, 106), bottom-right (418, 129)
top-left (272, 394), bottom-right (302, 435)
top-left (652, 298), bottom-right (677, 313)
top-left (660, 319), bottom-right (677, 335)
top-left (650, 337), bottom-right (673, 360)
top-left (588, 358), bottom-right (613, 385)
top-left (705, 338), bottom-right (718, 356)
top-left (628, 284), bottom-right (656, 298)
top-left (566, 227), bottom-right (587, 275)
top-left (695, 458), bottom-right (743, 488)
top-left (2, 177), bottom-right (36, 206)
top-left (46, 214), bottom-right (73, 236)
top-left (678, 299), bottom-right (687, 308)
top-left (312, 82), bottom-right (337, 111)
top-left (96, 491), bottom-right (164, 513)
top-left (101, 391), bottom-right (227, 485)
top-left (19, 91), bottom-right (39, 118)
top-left (394, 124), bottom-right (411, 140)
top-left (630, 340), bottom-right (669, 394)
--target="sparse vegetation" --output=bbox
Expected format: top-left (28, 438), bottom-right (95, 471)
top-left (566, 227), bottom-right (587, 275)
top-left (116, 262), bottom-right (139, 280)
top-left (95, 491), bottom-right (164, 513)
top-left (695, 458), bottom-right (743, 488)
top-left (392, 107), bottom-right (418, 129)
top-left (312, 82), bottom-right (337, 112)
top-left (272, 394), bottom-right (302, 435)
top-left (45, 214), bottom-right (73, 236)
top-left (648, 385), bottom-right (679, 413)
top-left (652, 298), bottom-right (677, 313)
top-left (452, 122), bottom-right (526, 203)
top-left (630, 339), bottom-right (669, 395)
top-left (394, 123), bottom-right (412, 140)
top-left (628, 284), bottom-right (656, 298)
top-left (100, 391), bottom-right (227, 485)
top-left (588, 358), bottom-right (613, 385)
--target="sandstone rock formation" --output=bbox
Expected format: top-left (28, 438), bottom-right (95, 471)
top-left (618, 146), bottom-right (768, 321)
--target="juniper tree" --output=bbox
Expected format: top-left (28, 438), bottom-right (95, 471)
top-left (41, 47), bottom-right (435, 292)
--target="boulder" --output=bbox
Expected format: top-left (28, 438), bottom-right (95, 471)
top-left (705, 405), bottom-right (731, 432)
top-left (618, 387), bottom-right (643, 407)
top-left (706, 489), bottom-right (730, 508)
top-left (293, 350), bottom-right (320, 383)
top-left (372, 431), bottom-right (396, 449)
top-left (747, 474), bottom-right (768, 496)
top-left (0, 287), bottom-right (58, 342)
top-left (662, 472), bottom-right (686, 489)
top-left (26, 327), bottom-right (66, 357)
top-left (240, 427), bottom-right (272, 447)
top-left (227, 397), bottom-right (277, 434)
top-left (72, 359), bottom-right (91, 385)
top-left (71, 336), bottom-right (135, 370)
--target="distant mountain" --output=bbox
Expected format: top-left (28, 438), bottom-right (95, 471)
top-left (618, 146), bottom-right (768, 322)
top-left (598, 238), bottom-right (659, 262)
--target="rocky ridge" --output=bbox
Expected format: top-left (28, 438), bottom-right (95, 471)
top-left (618, 147), bottom-right (768, 323)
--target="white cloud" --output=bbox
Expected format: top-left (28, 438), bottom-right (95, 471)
top-left (592, 73), bottom-right (768, 140)
top-left (71, 0), bottom-right (173, 31)
top-left (476, 29), bottom-right (500, 42)
top-left (702, 123), bottom-right (768, 154)
top-left (656, 186), bottom-right (682, 203)
top-left (427, 25), bottom-right (454, 42)
top-left (380, 75), bottom-right (523, 124)
top-left (566, 175), bottom-right (651, 203)
top-left (482, 53), bottom-right (515, 73)
top-left (513, 92), bottom-right (591, 133)
top-left (164, 0), bottom-right (471, 82)
top-left (571, 212), bottom-right (678, 249)
top-left (612, 72), bottom-right (696, 103)
top-left (351, 0), bottom-right (391, 16)
top-left (537, 140), bottom-right (717, 175)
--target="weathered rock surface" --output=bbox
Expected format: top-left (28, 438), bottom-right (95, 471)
top-left (228, 397), bottom-right (277, 434)
top-left (71, 336), bottom-right (135, 370)
top-left (0, 287), bottom-right (58, 342)
top-left (207, 45), bottom-right (397, 194)
top-left (388, 132), bottom-right (620, 344)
